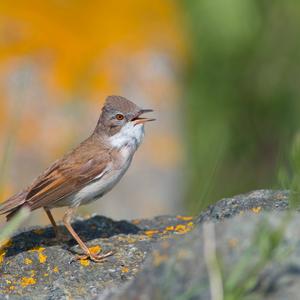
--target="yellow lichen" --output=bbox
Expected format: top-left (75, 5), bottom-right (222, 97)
top-left (24, 258), bottom-right (33, 265)
top-left (9, 285), bottom-right (15, 290)
top-left (165, 226), bottom-right (175, 231)
top-left (29, 246), bottom-right (45, 253)
top-left (127, 237), bottom-right (137, 244)
top-left (89, 245), bottom-right (101, 255)
top-left (44, 273), bottom-right (49, 277)
top-left (252, 206), bottom-right (262, 214)
top-left (0, 240), bottom-right (13, 263)
top-left (121, 267), bottom-right (129, 273)
top-left (38, 252), bottom-right (47, 264)
top-left (187, 222), bottom-right (194, 227)
top-left (6, 280), bottom-right (11, 284)
top-left (164, 222), bottom-right (194, 235)
top-left (53, 266), bottom-right (59, 273)
top-left (0, 239), bottom-right (12, 249)
top-left (28, 246), bottom-right (47, 263)
top-left (80, 259), bottom-right (90, 267)
top-left (21, 277), bottom-right (36, 287)
top-left (174, 224), bottom-right (193, 234)
top-left (144, 230), bottom-right (159, 237)
top-left (176, 215), bottom-right (193, 221)
top-left (33, 229), bottom-right (44, 235)
top-left (0, 251), bottom-right (6, 263)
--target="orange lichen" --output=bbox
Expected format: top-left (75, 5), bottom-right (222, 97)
top-left (153, 250), bottom-right (168, 266)
top-left (28, 246), bottom-right (47, 263)
top-left (80, 259), bottom-right (90, 267)
top-left (38, 252), bottom-right (47, 264)
top-left (53, 266), bottom-right (59, 273)
top-left (127, 237), bottom-right (137, 244)
top-left (121, 267), bottom-right (129, 273)
top-left (175, 224), bottom-right (187, 232)
top-left (144, 230), bottom-right (159, 237)
top-left (228, 238), bottom-right (239, 248)
top-left (29, 246), bottom-right (45, 253)
top-left (21, 277), bottom-right (36, 287)
top-left (24, 258), bottom-right (33, 265)
top-left (89, 245), bottom-right (101, 255)
top-left (176, 216), bottom-right (193, 221)
top-left (163, 222), bottom-right (194, 235)
top-left (0, 251), bottom-right (6, 263)
top-left (132, 219), bottom-right (140, 225)
top-left (165, 226), bottom-right (175, 231)
top-left (0, 239), bottom-right (12, 249)
top-left (33, 229), bottom-right (44, 235)
top-left (173, 223), bottom-right (194, 234)
top-left (252, 206), bottom-right (262, 214)
top-left (0, 239), bottom-right (13, 263)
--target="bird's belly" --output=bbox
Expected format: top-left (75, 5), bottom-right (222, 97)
top-left (52, 155), bottom-right (132, 208)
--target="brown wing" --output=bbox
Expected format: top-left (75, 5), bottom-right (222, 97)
top-left (24, 137), bottom-right (110, 210)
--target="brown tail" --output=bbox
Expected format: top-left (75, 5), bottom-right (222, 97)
top-left (0, 190), bottom-right (28, 220)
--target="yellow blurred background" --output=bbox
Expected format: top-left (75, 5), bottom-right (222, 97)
top-left (0, 0), bottom-right (186, 226)
top-left (2, 0), bottom-right (300, 228)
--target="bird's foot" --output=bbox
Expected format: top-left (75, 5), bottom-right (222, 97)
top-left (73, 249), bottom-right (114, 263)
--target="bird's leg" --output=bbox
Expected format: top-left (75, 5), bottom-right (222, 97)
top-left (44, 208), bottom-right (64, 240)
top-left (63, 206), bottom-right (113, 262)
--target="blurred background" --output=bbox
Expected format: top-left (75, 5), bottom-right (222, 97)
top-left (0, 0), bottom-right (300, 227)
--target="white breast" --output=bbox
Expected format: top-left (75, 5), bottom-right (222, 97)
top-left (53, 123), bottom-right (145, 208)
top-left (109, 122), bottom-right (145, 151)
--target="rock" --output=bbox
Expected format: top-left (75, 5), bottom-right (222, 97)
top-left (103, 190), bottom-right (299, 300)
top-left (0, 189), bottom-right (295, 299)
top-left (0, 215), bottom-right (194, 299)
top-left (197, 189), bottom-right (289, 223)
top-left (106, 212), bottom-right (300, 300)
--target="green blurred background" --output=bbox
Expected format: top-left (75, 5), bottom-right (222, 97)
top-left (0, 0), bottom-right (300, 226)
top-left (183, 0), bottom-right (300, 211)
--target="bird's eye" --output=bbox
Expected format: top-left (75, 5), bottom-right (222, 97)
top-left (116, 114), bottom-right (124, 120)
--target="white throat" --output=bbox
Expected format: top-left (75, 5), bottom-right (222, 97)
top-left (109, 122), bottom-right (145, 150)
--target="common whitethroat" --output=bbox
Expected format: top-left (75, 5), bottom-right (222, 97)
top-left (0, 95), bottom-right (155, 262)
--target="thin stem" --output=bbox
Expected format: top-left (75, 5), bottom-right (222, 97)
top-left (203, 222), bottom-right (224, 300)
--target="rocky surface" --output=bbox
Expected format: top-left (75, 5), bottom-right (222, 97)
top-left (197, 189), bottom-right (289, 222)
top-left (0, 214), bottom-right (194, 299)
top-left (0, 189), bottom-right (297, 299)
top-left (107, 211), bottom-right (300, 300)
top-left (102, 189), bottom-right (296, 300)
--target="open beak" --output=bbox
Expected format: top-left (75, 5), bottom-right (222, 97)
top-left (132, 109), bottom-right (155, 125)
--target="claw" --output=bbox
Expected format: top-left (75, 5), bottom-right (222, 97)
top-left (74, 250), bottom-right (114, 263)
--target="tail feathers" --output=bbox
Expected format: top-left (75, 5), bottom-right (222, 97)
top-left (0, 191), bottom-right (27, 219)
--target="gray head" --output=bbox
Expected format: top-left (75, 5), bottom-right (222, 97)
top-left (95, 95), bottom-right (154, 136)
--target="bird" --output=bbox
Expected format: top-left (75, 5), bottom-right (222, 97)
top-left (0, 95), bottom-right (155, 262)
